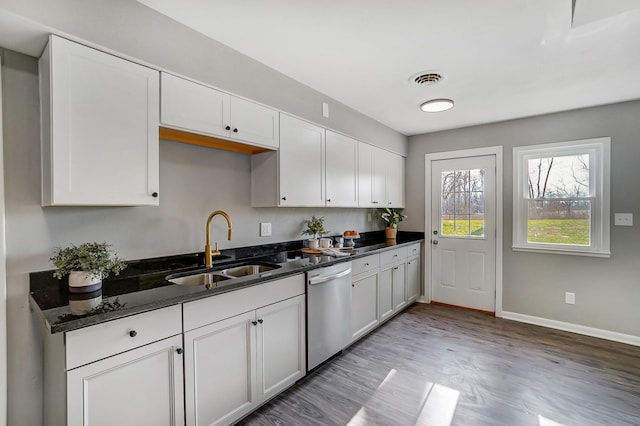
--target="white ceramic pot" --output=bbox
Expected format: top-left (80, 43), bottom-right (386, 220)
top-left (68, 271), bottom-right (102, 294)
top-left (68, 290), bottom-right (103, 315)
top-left (308, 239), bottom-right (319, 249)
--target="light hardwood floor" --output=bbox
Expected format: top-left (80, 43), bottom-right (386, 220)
top-left (240, 303), bottom-right (640, 426)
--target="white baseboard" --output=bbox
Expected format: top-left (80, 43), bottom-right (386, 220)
top-left (501, 311), bottom-right (640, 347)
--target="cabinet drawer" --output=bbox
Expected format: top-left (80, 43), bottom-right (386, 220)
top-left (183, 274), bottom-right (305, 331)
top-left (407, 243), bottom-right (421, 258)
top-left (66, 305), bottom-right (182, 369)
top-left (380, 246), bottom-right (408, 266)
top-left (352, 254), bottom-right (380, 276)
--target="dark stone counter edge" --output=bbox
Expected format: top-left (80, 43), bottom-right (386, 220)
top-left (30, 231), bottom-right (424, 334)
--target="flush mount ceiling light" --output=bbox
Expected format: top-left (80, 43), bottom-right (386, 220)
top-left (420, 99), bottom-right (454, 113)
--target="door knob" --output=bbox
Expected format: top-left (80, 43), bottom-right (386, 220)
top-left (432, 240), bottom-right (439, 245)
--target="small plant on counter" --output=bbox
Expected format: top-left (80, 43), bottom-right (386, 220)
top-left (301, 215), bottom-right (329, 239)
top-left (379, 208), bottom-right (407, 228)
top-left (50, 242), bottom-right (127, 280)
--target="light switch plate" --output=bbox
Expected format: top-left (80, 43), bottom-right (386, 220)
top-left (260, 222), bottom-right (272, 237)
top-left (614, 213), bottom-right (633, 226)
top-left (322, 102), bottom-right (329, 118)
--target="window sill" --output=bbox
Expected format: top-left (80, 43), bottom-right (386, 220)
top-left (511, 246), bottom-right (611, 258)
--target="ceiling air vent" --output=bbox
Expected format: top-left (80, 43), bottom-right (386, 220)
top-left (412, 72), bottom-right (443, 86)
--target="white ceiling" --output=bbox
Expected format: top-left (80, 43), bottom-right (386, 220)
top-left (135, 0), bottom-right (640, 136)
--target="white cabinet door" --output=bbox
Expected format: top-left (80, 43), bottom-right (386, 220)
top-left (372, 146), bottom-right (387, 207)
top-left (351, 272), bottom-right (379, 342)
top-left (358, 142), bottom-right (375, 207)
top-left (386, 152), bottom-right (405, 208)
top-left (392, 263), bottom-right (407, 311)
top-left (41, 35), bottom-right (159, 206)
top-left (256, 295), bottom-right (306, 402)
top-left (358, 142), bottom-right (387, 207)
top-left (278, 114), bottom-right (325, 206)
top-left (229, 96), bottom-right (279, 149)
top-left (325, 130), bottom-right (358, 207)
top-left (378, 267), bottom-right (394, 322)
top-left (184, 311), bottom-right (257, 426)
top-left (161, 72), bottom-right (230, 138)
top-left (406, 256), bottom-right (420, 303)
top-left (67, 335), bottom-right (184, 426)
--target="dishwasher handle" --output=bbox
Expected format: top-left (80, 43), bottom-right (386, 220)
top-left (308, 268), bottom-right (352, 285)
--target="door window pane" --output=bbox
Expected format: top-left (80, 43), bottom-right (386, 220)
top-left (441, 169), bottom-right (485, 237)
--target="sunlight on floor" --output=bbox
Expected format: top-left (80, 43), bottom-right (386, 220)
top-left (538, 414), bottom-right (567, 426)
top-left (347, 369), bottom-right (460, 426)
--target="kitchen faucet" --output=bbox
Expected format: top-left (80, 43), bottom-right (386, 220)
top-left (205, 210), bottom-right (233, 268)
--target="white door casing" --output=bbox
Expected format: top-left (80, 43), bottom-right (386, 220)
top-left (423, 147), bottom-right (503, 316)
top-left (0, 53), bottom-right (7, 426)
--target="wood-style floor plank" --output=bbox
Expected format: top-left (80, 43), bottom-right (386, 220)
top-left (240, 304), bottom-right (640, 426)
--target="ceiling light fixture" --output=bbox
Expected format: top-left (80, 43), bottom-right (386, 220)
top-left (420, 99), bottom-right (454, 113)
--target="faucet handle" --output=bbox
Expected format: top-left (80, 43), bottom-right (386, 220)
top-left (211, 241), bottom-right (221, 257)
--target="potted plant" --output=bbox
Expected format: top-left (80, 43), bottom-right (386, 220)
top-left (50, 242), bottom-right (127, 293)
top-left (301, 216), bottom-right (329, 249)
top-left (380, 208), bottom-right (407, 239)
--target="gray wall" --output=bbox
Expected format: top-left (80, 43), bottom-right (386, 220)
top-left (1, 50), bottom-right (382, 425)
top-left (0, 0), bottom-right (407, 155)
top-left (405, 100), bottom-right (640, 338)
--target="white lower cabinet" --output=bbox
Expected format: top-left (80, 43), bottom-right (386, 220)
top-left (41, 305), bottom-right (184, 425)
top-left (351, 271), bottom-right (379, 342)
top-left (407, 257), bottom-right (420, 303)
top-left (378, 246), bottom-right (411, 323)
top-left (183, 275), bottom-right (305, 426)
top-left (67, 335), bottom-right (184, 426)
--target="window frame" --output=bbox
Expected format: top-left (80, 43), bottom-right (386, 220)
top-left (512, 137), bottom-right (611, 258)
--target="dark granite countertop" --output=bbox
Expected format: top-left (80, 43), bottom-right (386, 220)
top-left (30, 231), bottom-right (424, 333)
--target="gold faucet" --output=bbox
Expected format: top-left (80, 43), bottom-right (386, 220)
top-left (205, 210), bottom-right (233, 268)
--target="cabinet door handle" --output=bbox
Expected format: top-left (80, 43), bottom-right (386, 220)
top-left (128, 330), bottom-right (137, 338)
top-left (281, 196), bottom-right (287, 201)
top-left (393, 267), bottom-right (399, 270)
top-left (233, 128), bottom-right (238, 133)
top-left (151, 192), bottom-right (158, 198)
top-left (251, 320), bottom-right (258, 326)
top-left (257, 319), bottom-right (263, 324)
top-left (176, 348), bottom-right (183, 355)
top-left (225, 125), bottom-right (231, 131)
top-left (364, 263), bottom-right (369, 266)
top-left (327, 199), bottom-right (331, 203)
top-left (388, 202), bottom-right (392, 205)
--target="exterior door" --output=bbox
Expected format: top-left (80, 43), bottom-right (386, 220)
top-left (431, 155), bottom-right (496, 312)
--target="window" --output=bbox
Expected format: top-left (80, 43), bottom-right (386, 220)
top-left (441, 169), bottom-right (486, 237)
top-left (513, 137), bottom-right (610, 257)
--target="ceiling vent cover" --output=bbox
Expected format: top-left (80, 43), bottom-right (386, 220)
top-left (413, 73), bottom-right (443, 86)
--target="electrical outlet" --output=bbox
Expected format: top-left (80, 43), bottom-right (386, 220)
top-left (260, 222), bottom-right (272, 237)
top-left (367, 212), bottom-right (372, 222)
top-left (614, 213), bottom-right (633, 226)
top-left (565, 292), bottom-right (575, 305)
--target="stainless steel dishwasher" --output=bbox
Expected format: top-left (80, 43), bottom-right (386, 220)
top-left (306, 261), bottom-right (352, 371)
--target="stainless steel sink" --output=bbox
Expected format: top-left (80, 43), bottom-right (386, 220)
top-left (168, 273), bottom-right (233, 287)
top-left (166, 262), bottom-right (282, 288)
top-left (218, 264), bottom-right (281, 278)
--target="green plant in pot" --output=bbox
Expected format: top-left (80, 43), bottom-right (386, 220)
top-left (301, 216), bottom-right (329, 249)
top-left (50, 242), bottom-right (126, 293)
top-left (379, 208), bottom-right (407, 239)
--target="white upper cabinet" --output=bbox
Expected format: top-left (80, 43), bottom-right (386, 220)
top-left (358, 142), bottom-right (405, 208)
top-left (160, 73), bottom-right (279, 149)
top-left (161, 72), bottom-right (230, 137)
top-left (252, 114), bottom-right (326, 207)
top-left (386, 151), bottom-right (405, 208)
top-left (325, 130), bottom-right (358, 207)
top-left (279, 114), bottom-right (325, 206)
top-left (40, 35), bottom-right (160, 206)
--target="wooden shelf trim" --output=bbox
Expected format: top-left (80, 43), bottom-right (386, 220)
top-left (159, 127), bottom-right (273, 155)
